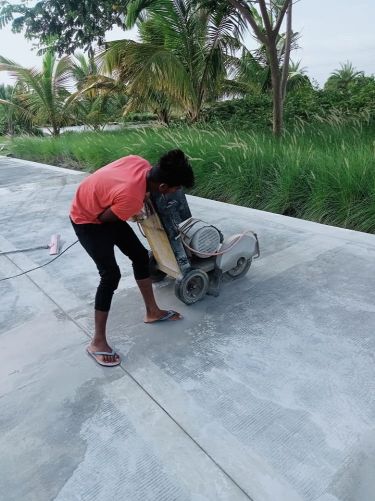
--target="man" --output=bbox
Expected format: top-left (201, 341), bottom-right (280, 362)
top-left (70, 149), bottom-right (194, 367)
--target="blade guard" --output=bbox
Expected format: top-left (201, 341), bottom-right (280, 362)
top-left (216, 232), bottom-right (259, 273)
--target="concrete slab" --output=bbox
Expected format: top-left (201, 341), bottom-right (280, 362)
top-left (0, 156), bottom-right (374, 501)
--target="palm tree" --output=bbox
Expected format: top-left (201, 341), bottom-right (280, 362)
top-left (0, 82), bottom-right (44, 135)
top-left (325, 61), bottom-right (364, 91)
top-left (69, 53), bottom-right (128, 130)
top-left (71, 53), bottom-right (99, 90)
top-left (221, 48), bottom-right (266, 98)
top-left (220, 34), bottom-right (302, 108)
top-left (101, 0), bottom-right (245, 122)
top-left (0, 51), bottom-right (74, 135)
top-left (69, 53), bottom-right (119, 130)
top-left (0, 83), bottom-right (18, 135)
top-left (287, 60), bottom-right (311, 92)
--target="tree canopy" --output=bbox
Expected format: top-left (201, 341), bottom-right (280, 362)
top-left (100, 0), bottom-right (245, 122)
top-left (1, 0), bottom-right (295, 134)
top-left (0, 0), bottom-right (129, 54)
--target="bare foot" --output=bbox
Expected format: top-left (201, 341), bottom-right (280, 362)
top-left (87, 341), bottom-right (120, 366)
top-left (144, 309), bottom-right (182, 324)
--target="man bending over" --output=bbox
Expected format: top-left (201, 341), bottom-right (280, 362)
top-left (70, 149), bottom-right (194, 367)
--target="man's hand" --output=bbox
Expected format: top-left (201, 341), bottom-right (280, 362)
top-left (98, 208), bottom-right (120, 223)
top-left (129, 206), bottom-right (148, 222)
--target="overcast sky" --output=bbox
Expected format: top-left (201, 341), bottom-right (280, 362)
top-left (0, 0), bottom-right (374, 87)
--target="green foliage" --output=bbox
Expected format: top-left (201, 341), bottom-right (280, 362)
top-left (0, 82), bottom-right (41, 135)
top-left (9, 123), bottom-right (375, 233)
top-left (319, 77), bottom-right (375, 120)
top-left (201, 94), bottom-right (272, 129)
top-left (284, 87), bottom-right (321, 123)
top-left (69, 53), bottom-right (128, 130)
top-left (324, 61), bottom-right (364, 92)
top-left (0, 0), bottom-right (246, 58)
top-left (0, 51), bottom-right (75, 135)
top-left (122, 112), bottom-right (159, 122)
top-left (0, 110), bottom-right (7, 135)
top-left (101, 0), bottom-right (245, 122)
top-left (0, 83), bottom-right (12, 134)
top-left (202, 74), bottom-right (375, 129)
top-left (0, 51), bottom-right (130, 133)
top-left (0, 0), bottom-right (127, 55)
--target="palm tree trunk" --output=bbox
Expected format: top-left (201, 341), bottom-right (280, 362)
top-left (52, 124), bottom-right (60, 136)
top-left (8, 111), bottom-right (14, 136)
top-left (156, 108), bottom-right (170, 126)
top-left (227, 0), bottom-right (291, 136)
top-left (162, 109), bottom-right (170, 126)
top-left (269, 43), bottom-right (283, 136)
top-left (281, 1), bottom-right (293, 100)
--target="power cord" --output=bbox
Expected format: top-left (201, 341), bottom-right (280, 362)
top-left (0, 240), bottom-right (78, 282)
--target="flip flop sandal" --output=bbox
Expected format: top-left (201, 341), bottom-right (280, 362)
top-left (144, 310), bottom-right (182, 324)
top-left (86, 348), bottom-right (121, 367)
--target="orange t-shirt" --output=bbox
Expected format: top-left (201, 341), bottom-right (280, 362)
top-left (70, 155), bottom-right (151, 224)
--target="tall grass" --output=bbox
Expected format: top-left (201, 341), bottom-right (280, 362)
top-left (9, 124), bottom-right (375, 233)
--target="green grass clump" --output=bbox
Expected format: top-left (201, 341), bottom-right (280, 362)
top-left (9, 124), bottom-right (375, 233)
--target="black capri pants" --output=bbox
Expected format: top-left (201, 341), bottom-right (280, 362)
top-left (71, 219), bottom-right (150, 312)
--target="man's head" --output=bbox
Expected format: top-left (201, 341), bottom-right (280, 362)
top-left (147, 149), bottom-right (194, 194)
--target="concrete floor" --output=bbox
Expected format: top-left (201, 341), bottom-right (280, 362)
top-left (0, 156), bottom-right (374, 501)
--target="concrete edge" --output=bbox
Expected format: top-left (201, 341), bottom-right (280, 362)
top-left (0, 155), bottom-right (86, 176)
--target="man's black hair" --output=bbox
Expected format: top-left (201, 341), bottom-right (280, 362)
top-left (149, 149), bottom-right (194, 188)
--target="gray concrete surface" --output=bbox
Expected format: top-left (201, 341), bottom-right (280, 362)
top-left (0, 156), bottom-right (374, 501)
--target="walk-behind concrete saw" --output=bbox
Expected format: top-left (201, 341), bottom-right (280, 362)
top-left (139, 191), bottom-right (260, 305)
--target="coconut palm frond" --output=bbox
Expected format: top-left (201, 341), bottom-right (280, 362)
top-left (128, 45), bottom-right (194, 105)
top-left (0, 51), bottom-right (74, 134)
top-left (0, 55), bottom-right (46, 98)
top-left (125, 0), bottom-right (160, 28)
top-left (331, 61), bottom-right (364, 80)
top-left (102, 0), bottom-right (251, 120)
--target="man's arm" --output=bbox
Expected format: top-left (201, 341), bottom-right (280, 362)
top-left (98, 208), bottom-right (120, 223)
top-left (99, 194), bottom-right (141, 222)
